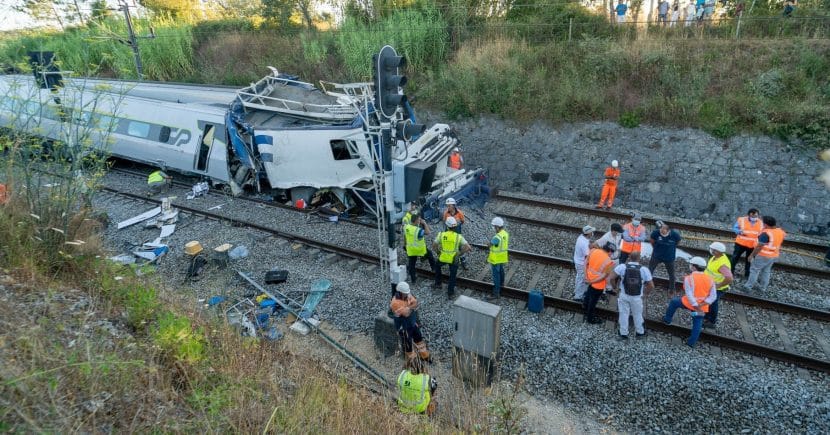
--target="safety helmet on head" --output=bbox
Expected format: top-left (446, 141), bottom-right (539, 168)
top-left (445, 197), bottom-right (456, 206)
top-left (396, 281), bottom-right (411, 294)
top-left (709, 242), bottom-right (726, 253)
top-left (582, 225), bottom-right (596, 235)
top-left (611, 160), bottom-right (619, 168)
top-left (689, 257), bottom-right (707, 268)
top-left (453, 147), bottom-right (460, 152)
top-left (491, 217), bottom-right (505, 227)
top-left (410, 208), bottom-right (419, 217)
top-left (445, 216), bottom-right (458, 227)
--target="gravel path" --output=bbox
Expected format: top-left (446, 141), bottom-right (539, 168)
top-left (93, 181), bottom-right (830, 434)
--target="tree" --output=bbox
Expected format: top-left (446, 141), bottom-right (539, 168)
top-left (138, 0), bottom-right (200, 20)
top-left (90, 0), bottom-right (112, 22)
top-left (261, 0), bottom-right (318, 29)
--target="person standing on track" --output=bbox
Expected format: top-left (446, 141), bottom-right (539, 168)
top-left (448, 147), bottom-right (463, 170)
top-left (620, 213), bottom-right (647, 264)
top-left (442, 197), bottom-right (468, 269)
top-left (594, 223), bottom-right (624, 262)
top-left (703, 242), bottom-right (733, 329)
top-left (488, 217), bottom-right (509, 299)
top-left (390, 282), bottom-right (432, 363)
top-left (607, 251), bottom-right (654, 340)
top-left (583, 242), bottom-right (616, 324)
top-left (573, 225), bottom-right (596, 302)
top-left (731, 208), bottom-right (762, 279)
top-left (648, 221), bottom-right (682, 290)
top-left (404, 209), bottom-right (437, 286)
top-left (432, 216), bottom-right (471, 299)
top-left (662, 256), bottom-right (717, 348)
top-left (745, 216), bottom-right (786, 292)
top-left (597, 160), bottom-right (620, 209)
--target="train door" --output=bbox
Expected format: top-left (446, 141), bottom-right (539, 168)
top-left (194, 123), bottom-right (216, 174)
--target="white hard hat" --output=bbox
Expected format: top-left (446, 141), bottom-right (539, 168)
top-left (445, 197), bottom-right (456, 205)
top-left (491, 217), bottom-right (504, 227)
top-left (453, 147), bottom-right (460, 152)
top-left (709, 242), bottom-right (726, 253)
top-left (689, 257), bottom-right (707, 268)
top-left (445, 216), bottom-right (458, 227)
top-left (396, 281), bottom-right (410, 294)
top-left (611, 160), bottom-right (619, 168)
top-left (582, 225), bottom-right (596, 234)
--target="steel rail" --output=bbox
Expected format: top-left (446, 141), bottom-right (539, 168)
top-left (102, 186), bottom-right (830, 373)
top-left (469, 244), bottom-right (830, 322)
top-left (496, 211), bottom-right (830, 280)
top-left (494, 190), bottom-right (830, 254)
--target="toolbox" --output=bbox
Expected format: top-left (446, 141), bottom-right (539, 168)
top-left (264, 269), bottom-right (289, 284)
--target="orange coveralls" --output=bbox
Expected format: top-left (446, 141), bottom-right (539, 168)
top-left (598, 166), bottom-right (620, 208)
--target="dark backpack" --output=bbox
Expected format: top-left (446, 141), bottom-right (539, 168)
top-left (623, 263), bottom-right (643, 296)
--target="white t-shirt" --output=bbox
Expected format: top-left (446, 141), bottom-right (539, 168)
top-left (573, 235), bottom-right (591, 266)
top-left (613, 262), bottom-right (653, 294)
top-left (596, 231), bottom-right (622, 260)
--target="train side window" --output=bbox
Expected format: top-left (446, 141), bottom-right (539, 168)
top-left (158, 126), bottom-right (171, 143)
top-left (127, 120), bottom-right (150, 138)
top-left (196, 124), bottom-right (215, 172)
top-left (330, 140), bottom-right (358, 160)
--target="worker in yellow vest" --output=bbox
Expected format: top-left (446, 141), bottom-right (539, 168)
top-left (745, 216), bottom-right (786, 292)
top-left (662, 257), bottom-right (717, 347)
top-left (488, 217), bottom-right (509, 299)
top-left (147, 169), bottom-right (172, 195)
top-left (397, 358), bottom-right (437, 416)
top-left (620, 213), bottom-right (647, 264)
top-left (404, 210), bottom-right (437, 285)
top-left (702, 242), bottom-right (733, 328)
top-left (432, 216), bottom-right (471, 299)
top-left (730, 208), bottom-right (762, 279)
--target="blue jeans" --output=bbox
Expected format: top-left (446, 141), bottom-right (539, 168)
top-left (663, 296), bottom-right (704, 347)
top-left (435, 262), bottom-right (459, 296)
top-left (491, 263), bottom-right (504, 296)
top-left (704, 289), bottom-right (726, 325)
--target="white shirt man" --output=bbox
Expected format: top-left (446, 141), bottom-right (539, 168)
top-left (594, 223), bottom-right (623, 261)
top-left (607, 251), bottom-right (654, 339)
top-left (573, 225), bottom-right (595, 301)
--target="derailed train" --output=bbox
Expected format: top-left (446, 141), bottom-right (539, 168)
top-left (0, 65), bottom-right (487, 217)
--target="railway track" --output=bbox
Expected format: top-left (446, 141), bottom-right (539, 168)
top-left (99, 183), bottom-right (830, 374)
top-left (492, 191), bottom-right (830, 279)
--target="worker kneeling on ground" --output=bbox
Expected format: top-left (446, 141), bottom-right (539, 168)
top-left (390, 282), bottom-right (431, 363)
top-left (147, 169), bottom-right (173, 195)
top-left (662, 256), bottom-right (717, 348)
top-left (397, 357), bottom-right (437, 416)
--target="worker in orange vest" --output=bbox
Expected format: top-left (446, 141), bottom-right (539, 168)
top-left (448, 147), bottom-right (463, 170)
top-left (597, 160), bottom-right (620, 209)
top-left (583, 242), bottom-right (616, 324)
top-left (662, 256), bottom-right (717, 347)
top-left (390, 282), bottom-right (431, 363)
top-left (730, 208), bottom-right (762, 279)
top-left (745, 216), bottom-right (786, 292)
top-left (619, 213), bottom-right (647, 264)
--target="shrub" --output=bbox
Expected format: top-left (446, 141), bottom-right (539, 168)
top-left (619, 110), bottom-right (641, 128)
top-left (153, 312), bottom-right (205, 364)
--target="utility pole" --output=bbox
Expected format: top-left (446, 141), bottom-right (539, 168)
top-left (118, 0), bottom-right (154, 80)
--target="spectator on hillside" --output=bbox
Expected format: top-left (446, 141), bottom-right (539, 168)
top-left (695, 0), bottom-right (706, 22)
top-left (670, 2), bottom-right (681, 26)
top-left (658, 0), bottom-right (670, 25)
top-left (703, 0), bottom-right (716, 20)
top-left (685, 1), bottom-right (697, 26)
top-left (783, 0), bottom-right (795, 17)
top-left (616, 0), bottom-right (629, 24)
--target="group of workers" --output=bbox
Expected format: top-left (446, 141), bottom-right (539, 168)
top-left (575, 207), bottom-right (787, 347)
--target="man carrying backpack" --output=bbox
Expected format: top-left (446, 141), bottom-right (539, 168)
top-left (607, 251), bottom-right (654, 340)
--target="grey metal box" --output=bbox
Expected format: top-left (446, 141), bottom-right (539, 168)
top-left (452, 295), bottom-right (501, 358)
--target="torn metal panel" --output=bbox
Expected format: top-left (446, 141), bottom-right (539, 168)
top-left (117, 207), bottom-right (161, 230)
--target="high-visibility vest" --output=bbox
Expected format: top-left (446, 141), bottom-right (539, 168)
top-left (488, 229), bottom-right (509, 265)
top-left (705, 254), bottom-right (732, 291)
top-left (620, 223), bottom-right (645, 254)
top-left (147, 170), bottom-right (165, 184)
top-left (449, 152), bottom-right (462, 170)
top-left (585, 248), bottom-right (613, 290)
top-left (681, 272), bottom-right (715, 312)
top-left (603, 167), bottom-right (620, 186)
top-left (397, 370), bottom-right (431, 414)
top-left (404, 224), bottom-right (427, 257)
top-left (402, 212), bottom-right (412, 227)
top-left (734, 217), bottom-right (763, 248)
top-left (443, 209), bottom-right (465, 225)
top-left (438, 231), bottom-right (461, 264)
top-left (758, 228), bottom-right (786, 258)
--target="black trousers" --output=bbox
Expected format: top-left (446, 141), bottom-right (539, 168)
top-left (731, 244), bottom-right (754, 278)
top-left (648, 257), bottom-right (677, 289)
top-left (583, 287), bottom-right (604, 322)
top-left (407, 251), bottom-right (437, 284)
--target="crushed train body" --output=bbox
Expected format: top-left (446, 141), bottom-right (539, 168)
top-left (0, 65), bottom-right (488, 216)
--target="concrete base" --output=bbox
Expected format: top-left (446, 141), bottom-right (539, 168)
top-left (373, 310), bottom-right (399, 357)
top-left (452, 346), bottom-right (497, 387)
